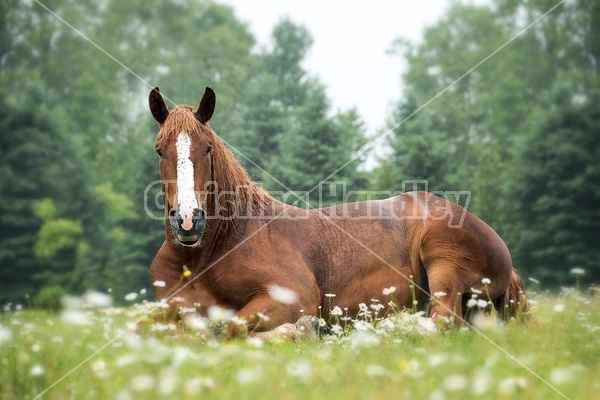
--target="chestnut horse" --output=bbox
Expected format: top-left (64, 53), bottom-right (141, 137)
top-left (148, 87), bottom-right (527, 338)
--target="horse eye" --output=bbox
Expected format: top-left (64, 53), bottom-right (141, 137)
top-left (205, 145), bottom-right (213, 155)
top-left (156, 148), bottom-right (163, 158)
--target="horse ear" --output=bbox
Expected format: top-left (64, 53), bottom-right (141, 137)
top-left (149, 87), bottom-right (169, 125)
top-left (195, 87), bottom-right (216, 125)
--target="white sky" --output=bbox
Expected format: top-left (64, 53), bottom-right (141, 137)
top-left (219, 0), bottom-right (453, 135)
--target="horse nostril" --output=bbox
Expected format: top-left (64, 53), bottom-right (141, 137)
top-left (169, 209), bottom-right (185, 228)
top-left (196, 208), bottom-right (206, 219)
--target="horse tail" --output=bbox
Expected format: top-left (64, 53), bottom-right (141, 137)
top-left (496, 268), bottom-right (529, 321)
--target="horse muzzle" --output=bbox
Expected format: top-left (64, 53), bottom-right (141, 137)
top-left (169, 207), bottom-right (206, 246)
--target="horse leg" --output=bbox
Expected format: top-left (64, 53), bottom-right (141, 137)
top-left (224, 294), bottom-right (304, 338)
top-left (424, 261), bottom-right (468, 328)
top-left (253, 316), bottom-right (318, 342)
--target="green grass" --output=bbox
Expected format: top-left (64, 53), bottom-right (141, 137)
top-left (1, 289), bottom-right (599, 400)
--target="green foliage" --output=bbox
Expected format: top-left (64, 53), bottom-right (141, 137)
top-left (240, 20), bottom-right (368, 205)
top-left (0, 85), bottom-right (89, 303)
top-left (0, 0), bottom-right (597, 304)
top-left (32, 199), bottom-right (83, 264)
top-left (381, 0), bottom-right (599, 284)
top-left (511, 85), bottom-right (600, 283)
top-left (32, 285), bottom-right (66, 311)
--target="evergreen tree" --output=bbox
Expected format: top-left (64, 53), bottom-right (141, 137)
top-left (240, 20), bottom-right (367, 206)
top-left (0, 87), bottom-right (89, 303)
top-left (511, 85), bottom-right (600, 284)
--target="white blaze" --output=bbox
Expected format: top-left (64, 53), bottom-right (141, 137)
top-left (176, 132), bottom-right (198, 231)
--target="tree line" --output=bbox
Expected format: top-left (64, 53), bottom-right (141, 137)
top-left (0, 0), bottom-right (598, 306)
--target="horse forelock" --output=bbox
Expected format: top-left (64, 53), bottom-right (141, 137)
top-left (156, 105), bottom-right (200, 146)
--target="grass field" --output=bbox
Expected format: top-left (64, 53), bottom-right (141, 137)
top-left (1, 287), bottom-right (599, 400)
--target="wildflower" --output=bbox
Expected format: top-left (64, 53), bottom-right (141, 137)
top-left (286, 360), bottom-right (312, 380)
top-left (170, 297), bottom-right (185, 303)
top-left (331, 324), bottom-right (343, 335)
top-left (158, 371), bottom-right (178, 395)
top-left (433, 291), bottom-right (447, 298)
top-left (150, 322), bottom-right (174, 332)
top-left (325, 293), bottom-right (336, 298)
top-left (370, 303), bottom-right (384, 311)
top-left (570, 267), bottom-right (585, 275)
top-left (353, 320), bottom-right (373, 332)
top-left (0, 325), bottom-right (12, 345)
top-left (124, 293), bottom-right (138, 301)
top-left (231, 316), bottom-right (247, 326)
top-left (183, 315), bottom-right (208, 331)
top-left (366, 364), bottom-right (386, 377)
top-left (185, 377), bottom-right (215, 394)
top-left (268, 285), bottom-right (299, 304)
top-left (153, 280), bottom-right (166, 288)
top-left (471, 370), bottom-right (492, 395)
top-left (140, 288), bottom-right (147, 295)
top-left (471, 287), bottom-right (483, 295)
top-left (246, 337), bottom-right (264, 348)
top-left (331, 306), bottom-right (343, 316)
top-left (32, 343), bottom-right (41, 352)
top-left (529, 277), bottom-right (540, 284)
top-left (428, 353), bottom-right (447, 367)
top-left (256, 312), bottom-right (270, 322)
top-left (61, 310), bottom-right (92, 326)
top-left (349, 331), bottom-right (380, 347)
top-left (498, 376), bottom-right (528, 395)
top-left (318, 318), bottom-right (327, 327)
top-left (182, 265), bottom-right (192, 278)
top-left (92, 359), bottom-right (107, 373)
top-left (155, 300), bottom-right (170, 309)
top-left (477, 299), bottom-right (489, 308)
top-left (481, 278), bottom-right (491, 285)
top-left (444, 374), bottom-right (468, 391)
top-left (553, 303), bottom-right (565, 313)
top-left (383, 286), bottom-right (396, 295)
top-left (83, 291), bottom-right (113, 307)
top-left (549, 367), bottom-right (578, 384)
top-left (236, 367), bottom-right (263, 384)
top-left (207, 306), bottom-right (235, 322)
top-left (466, 298), bottom-right (478, 308)
top-left (472, 313), bottom-right (499, 330)
top-left (359, 303), bottom-right (368, 312)
top-left (130, 374), bottom-right (155, 391)
top-left (416, 316), bottom-right (436, 334)
top-left (30, 364), bottom-right (45, 376)
top-left (376, 318), bottom-right (395, 333)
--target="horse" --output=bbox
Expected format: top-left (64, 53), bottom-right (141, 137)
top-left (147, 87), bottom-right (528, 339)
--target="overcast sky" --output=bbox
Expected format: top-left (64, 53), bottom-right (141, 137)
top-left (218, 0), bottom-right (453, 135)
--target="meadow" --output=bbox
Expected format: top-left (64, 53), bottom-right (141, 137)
top-left (1, 286), bottom-right (598, 400)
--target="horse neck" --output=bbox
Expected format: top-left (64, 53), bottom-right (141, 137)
top-left (201, 142), bottom-right (276, 250)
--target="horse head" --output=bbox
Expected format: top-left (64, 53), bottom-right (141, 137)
top-left (149, 87), bottom-right (216, 247)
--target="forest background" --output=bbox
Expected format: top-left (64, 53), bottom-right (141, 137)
top-left (1, 0), bottom-right (598, 305)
